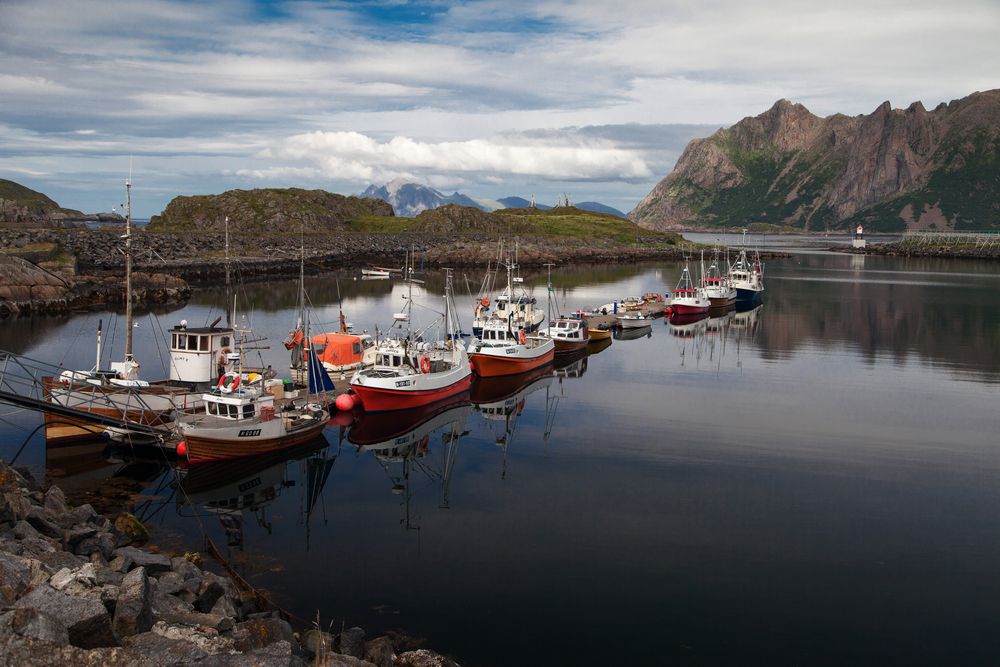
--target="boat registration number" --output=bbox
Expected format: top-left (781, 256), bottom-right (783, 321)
top-left (505, 348), bottom-right (517, 354)
top-left (238, 429), bottom-right (262, 437)
top-left (395, 380), bottom-right (412, 387)
top-left (238, 477), bottom-right (262, 492)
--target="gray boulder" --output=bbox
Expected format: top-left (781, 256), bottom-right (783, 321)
top-left (231, 617), bottom-right (296, 652)
top-left (363, 636), bottom-right (397, 667)
top-left (395, 649), bottom-right (462, 667)
top-left (112, 546), bottom-right (171, 573)
top-left (0, 607), bottom-right (70, 644)
top-left (113, 565), bottom-right (152, 639)
top-left (125, 631), bottom-right (210, 665)
top-left (339, 626), bottom-right (365, 658)
top-left (14, 583), bottom-right (116, 648)
top-left (300, 628), bottom-right (335, 656)
top-left (0, 552), bottom-right (30, 604)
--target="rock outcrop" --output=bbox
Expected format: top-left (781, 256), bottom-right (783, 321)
top-left (0, 179), bottom-right (122, 226)
top-left (148, 188), bottom-right (394, 232)
top-left (0, 460), bottom-right (463, 666)
top-left (630, 90), bottom-right (1000, 232)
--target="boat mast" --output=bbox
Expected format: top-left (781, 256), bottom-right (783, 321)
top-left (544, 262), bottom-right (555, 326)
top-left (123, 174), bottom-right (134, 362)
top-left (224, 216), bottom-right (232, 328)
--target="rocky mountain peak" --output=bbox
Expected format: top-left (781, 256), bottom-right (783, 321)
top-left (629, 89), bottom-right (1000, 232)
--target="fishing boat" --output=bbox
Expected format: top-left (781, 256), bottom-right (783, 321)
top-left (350, 269), bottom-right (471, 411)
top-left (468, 319), bottom-right (555, 377)
top-left (615, 312), bottom-right (654, 329)
top-left (702, 250), bottom-right (736, 308)
top-left (729, 231), bottom-right (765, 304)
top-left (175, 352), bottom-right (333, 463)
top-left (43, 179), bottom-right (238, 444)
top-left (471, 240), bottom-right (544, 337)
top-left (469, 264), bottom-right (556, 376)
top-left (670, 259), bottom-right (710, 315)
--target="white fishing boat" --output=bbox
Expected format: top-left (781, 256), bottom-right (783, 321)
top-left (361, 268), bottom-right (391, 277)
top-left (472, 240), bottom-right (544, 337)
top-left (350, 270), bottom-right (471, 412)
top-left (702, 250), bottom-right (736, 307)
top-left (729, 231), bottom-right (765, 304)
top-left (670, 258), bottom-right (710, 316)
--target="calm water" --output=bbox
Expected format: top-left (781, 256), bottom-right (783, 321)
top-left (2, 248), bottom-right (1000, 665)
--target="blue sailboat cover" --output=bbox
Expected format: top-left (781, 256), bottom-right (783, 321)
top-left (307, 347), bottom-right (336, 394)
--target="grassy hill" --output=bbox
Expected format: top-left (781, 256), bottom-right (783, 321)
top-left (352, 205), bottom-right (680, 245)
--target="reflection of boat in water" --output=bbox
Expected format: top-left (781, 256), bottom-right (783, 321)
top-left (731, 303), bottom-right (763, 338)
top-left (667, 313), bottom-right (709, 336)
top-left (472, 366), bottom-right (554, 479)
top-left (554, 347), bottom-right (589, 378)
top-left (586, 337), bottom-right (612, 355)
top-left (613, 324), bottom-right (652, 340)
top-left (348, 391), bottom-right (472, 459)
top-left (350, 391), bottom-right (471, 525)
top-left (176, 436), bottom-right (335, 550)
top-left (470, 365), bottom-right (554, 406)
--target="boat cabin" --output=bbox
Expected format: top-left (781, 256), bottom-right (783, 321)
top-left (169, 320), bottom-right (236, 384)
top-left (201, 383), bottom-right (274, 422)
top-left (309, 332), bottom-right (375, 371)
top-left (548, 318), bottom-right (588, 342)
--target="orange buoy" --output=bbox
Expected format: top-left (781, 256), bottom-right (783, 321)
top-left (176, 441), bottom-right (188, 457)
top-left (335, 393), bottom-right (355, 412)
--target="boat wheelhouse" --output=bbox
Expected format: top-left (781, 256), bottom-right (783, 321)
top-left (469, 317), bottom-right (555, 377)
top-left (540, 317), bottom-right (590, 353)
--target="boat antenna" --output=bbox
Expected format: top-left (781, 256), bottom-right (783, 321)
top-left (123, 169), bottom-right (134, 363)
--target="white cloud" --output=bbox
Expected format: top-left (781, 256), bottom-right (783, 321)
top-left (264, 130), bottom-right (653, 184)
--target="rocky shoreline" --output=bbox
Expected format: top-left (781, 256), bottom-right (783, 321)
top-left (0, 460), bottom-right (460, 666)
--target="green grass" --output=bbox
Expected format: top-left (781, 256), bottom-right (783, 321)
top-left (349, 215), bottom-right (420, 233)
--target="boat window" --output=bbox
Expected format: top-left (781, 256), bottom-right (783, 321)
top-left (364, 339), bottom-right (374, 349)
top-left (392, 356), bottom-right (400, 367)
top-left (221, 336), bottom-right (231, 347)
top-left (199, 336), bottom-right (209, 351)
top-left (187, 336), bottom-right (198, 351)
top-left (176, 334), bottom-right (186, 350)
top-left (352, 342), bottom-right (361, 355)
top-left (314, 343), bottom-right (327, 355)
top-left (228, 404), bottom-right (239, 418)
top-left (243, 404), bottom-right (254, 418)
top-left (207, 402), bottom-right (217, 415)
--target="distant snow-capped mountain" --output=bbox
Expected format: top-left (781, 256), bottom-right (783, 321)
top-left (361, 179), bottom-right (626, 218)
top-left (361, 178), bottom-right (488, 217)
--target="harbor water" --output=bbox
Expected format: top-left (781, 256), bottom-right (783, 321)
top-left (1, 242), bottom-right (999, 665)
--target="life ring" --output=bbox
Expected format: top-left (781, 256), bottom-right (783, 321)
top-left (481, 298), bottom-right (489, 307)
top-left (217, 372), bottom-right (240, 393)
top-left (419, 356), bottom-right (431, 374)
top-left (518, 330), bottom-right (527, 345)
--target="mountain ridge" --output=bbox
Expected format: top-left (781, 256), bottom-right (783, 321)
top-left (629, 90), bottom-right (1000, 231)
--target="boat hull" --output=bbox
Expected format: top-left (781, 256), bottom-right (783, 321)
top-left (735, 287), bottom-right (764, 303)
top-left (669, 302), bottom-right (710, 315)
top-left (469, 347), bottom-right (554, 377)
top-left (182, 419), bottom-right (328, 463)
top-left (350, 374), bottom-right (473, 412)
top-left (617, 317), bottom-right (653, 329)
top-left (553, 339), bottom-right (589, 353)
top-left (587, 328), bottom-right (612, 341)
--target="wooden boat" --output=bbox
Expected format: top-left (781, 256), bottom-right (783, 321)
top-left (587, 325), bottom-right (612, 341)
top-left (350, 270), bottom-right (471, 411)
top-left (176, 371), bottom-right (329, 463)
top-left (541, 317), bottom-right (590, 353)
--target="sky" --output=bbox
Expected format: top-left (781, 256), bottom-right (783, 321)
top-left (1, 0), bottom-right (998, 217)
